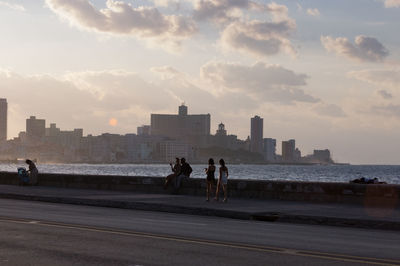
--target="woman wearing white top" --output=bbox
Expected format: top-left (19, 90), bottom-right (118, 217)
top-left (215, 158), bottom-right (228, 202)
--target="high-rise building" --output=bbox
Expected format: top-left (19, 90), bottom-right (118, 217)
top-left (0, 98), bottom-right (7, 141)
top-left (250, 115), bottom-right (263, 154)
top-left (263, 138), bottom-right (276, 162)
top-left (151, 104), bottom-right (210, 139)
top-left (26, 116), bottom-right (46, 141)
top-left (282, 139), bottom-right (295, 162)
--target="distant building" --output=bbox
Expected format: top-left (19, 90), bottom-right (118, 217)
top-left (0, 98), bottom-right (7, 141)
top-left (159, 140), bottom-right (193, 162)
top-left (294, 148), bottom-right (301, 161)
top-left (137, 125), bottom-right (151, 136)
top-left (46, 123), bottom-right (60, 137)
top-left (216, 123), bottom-right (227, 136)
top-left (313, 149), bottom-right (332, 163)
top-left (263, 138), bottom-right (276, 162)
top-left (250, 116), bottom-right (263, 154)
top-left (151, 104), bottom-right (210, 139)
top-left (282, 139), bottom-right (295, 162)
top-left (26, 116), bottom-right (46, 141)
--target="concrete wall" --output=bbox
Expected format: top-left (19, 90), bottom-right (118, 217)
top-left (1, 171), bottom-right (399, 206)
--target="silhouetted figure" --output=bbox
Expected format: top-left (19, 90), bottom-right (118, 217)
top-left (205, 158), bottom-right (216, 201)
top-left (215, 158), bottom-right (228, 202)
top-left (350, 177), bottom-right (386, 184)
top-left (175, 157), bottom-right (192, 192)
top-left (25, 159), bottom-right (38, 185)
top-left (164, 158), bottom-right (181, 189)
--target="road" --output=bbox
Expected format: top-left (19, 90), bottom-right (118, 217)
top-left (0, 199), bottom-right (399, 266)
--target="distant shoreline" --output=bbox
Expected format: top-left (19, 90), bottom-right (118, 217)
top-left (0, 160), bottom-right (350, 166)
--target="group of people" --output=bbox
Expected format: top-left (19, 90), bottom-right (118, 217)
top-left (205, 158), bottom-right (229, 202)
top-left (164, 157), bottom-right (193, 191)
top-left (164, 157), bottom-right (229, 202)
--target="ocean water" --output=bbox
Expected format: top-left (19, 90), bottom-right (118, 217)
top-left (1, 163), bottom-right (399, 184)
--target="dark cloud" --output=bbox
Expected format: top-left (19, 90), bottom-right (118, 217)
top-left (371, 104), bottom-right (400, 117)
top-left (221, 19), bottom-right (296, 57)
top-left (377, 90), bottom-right (393, 99)
top-left (321, 35), bottom-right (389, 62)
top-left (201, 61), bottom-right (319, 104)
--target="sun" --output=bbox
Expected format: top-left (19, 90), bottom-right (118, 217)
top-left (109, 118), bottom-right (118, 127)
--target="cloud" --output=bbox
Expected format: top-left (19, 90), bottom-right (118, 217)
top-left (382, 0), bottom-right (400, 8)
top-left (0, 1), bottom-right (25, 11)
top-left (313, 103), bottom-right (346, 117)
top-left (192, 0), bottom-right (287, 24)
top-left (349, 69), bottom-right (400, 88)
top-left (377, 90), bottom-right (393, 99)
top-left (221, 18), bottom-right (296, 57)
top-left (45, 0), bottom-right (197, 48)
top-left (321, 35), bottom-right (389, 62)
top-left (152, 65), bottom-right (263, 112)
top-left (200, 61), bottom-right (319, 104)
top-left (306, 8), bottom-right (320, 16)
top-left (371, 104), bottom-right (400, 117)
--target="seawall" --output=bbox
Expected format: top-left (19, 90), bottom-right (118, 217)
top-left (0, 172), bottom-right (399, 207)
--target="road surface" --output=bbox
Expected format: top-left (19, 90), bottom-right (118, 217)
top-left (0, 199), bottom-right (399, 265)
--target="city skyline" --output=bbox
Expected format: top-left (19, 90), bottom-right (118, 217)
top-left (0, 1), bottom-right (399, 164)
top-left (0, 102), bottom-right (332, 164)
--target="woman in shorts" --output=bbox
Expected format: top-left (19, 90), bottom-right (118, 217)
top-left (215, 158), bottom-right (228, 202)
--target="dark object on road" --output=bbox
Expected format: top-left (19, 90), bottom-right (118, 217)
top-left (350, 177), bottom-right (387, 184)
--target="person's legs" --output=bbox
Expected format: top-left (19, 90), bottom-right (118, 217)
top-left (206, 181), bottom-right (214, 201)
top-left (30, 171), bottom-right (38, 186)
top-left (164, 174), bottom-right (175, 189)
top-left (222, 184), bottom-right (228, 202)
top-left (214, 181), bottom-right (220, 201)
top-left (206, 182), bottom-right (210, 201)
top-left (175, 174), bottom-right (184, 189)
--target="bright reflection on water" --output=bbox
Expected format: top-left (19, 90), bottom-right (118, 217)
top-left (0, 163), bottom-right (399, 184)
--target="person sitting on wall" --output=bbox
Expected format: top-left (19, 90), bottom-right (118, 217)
top-left (350, 177), bottom-right (386, 184)
top-left (174, 157), bottom-right (192, 191)
top-left (26, 159), bottom-right (39, 186)
top-left (164, 158), bottom-right (181, 189)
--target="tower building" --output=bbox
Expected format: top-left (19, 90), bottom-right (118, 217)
top-left (0, 98), bottom-right (7, 141)
top-left (250, 115), bottom-right (263, 154)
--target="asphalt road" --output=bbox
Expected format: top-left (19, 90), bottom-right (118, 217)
top-left (0, 199), bottom-right (399, 266)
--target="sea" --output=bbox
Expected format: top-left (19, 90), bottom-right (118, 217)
top-left (1, 163), bottom-right (399, 184)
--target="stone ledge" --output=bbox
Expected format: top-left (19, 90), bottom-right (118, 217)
top-left (0, 171), bottom-right (399, 206)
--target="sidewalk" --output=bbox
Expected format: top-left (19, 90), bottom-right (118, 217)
top-left (0, 184), bottom-right (399, 231)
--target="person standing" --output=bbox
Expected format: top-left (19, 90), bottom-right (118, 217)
top-left (204, 158), bottom-right (216, 201)
top-left (215, 158), bottom-right (228, 202)
top-left (164, 158), bottom-right (181, 189)
top-left (26, 159), bottom-right (39, 186)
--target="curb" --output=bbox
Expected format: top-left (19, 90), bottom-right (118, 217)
top-left (1, 192), bottom-right (399, 231)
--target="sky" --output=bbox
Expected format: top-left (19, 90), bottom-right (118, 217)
top-left (0, 0), bottom-right (399, 164)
